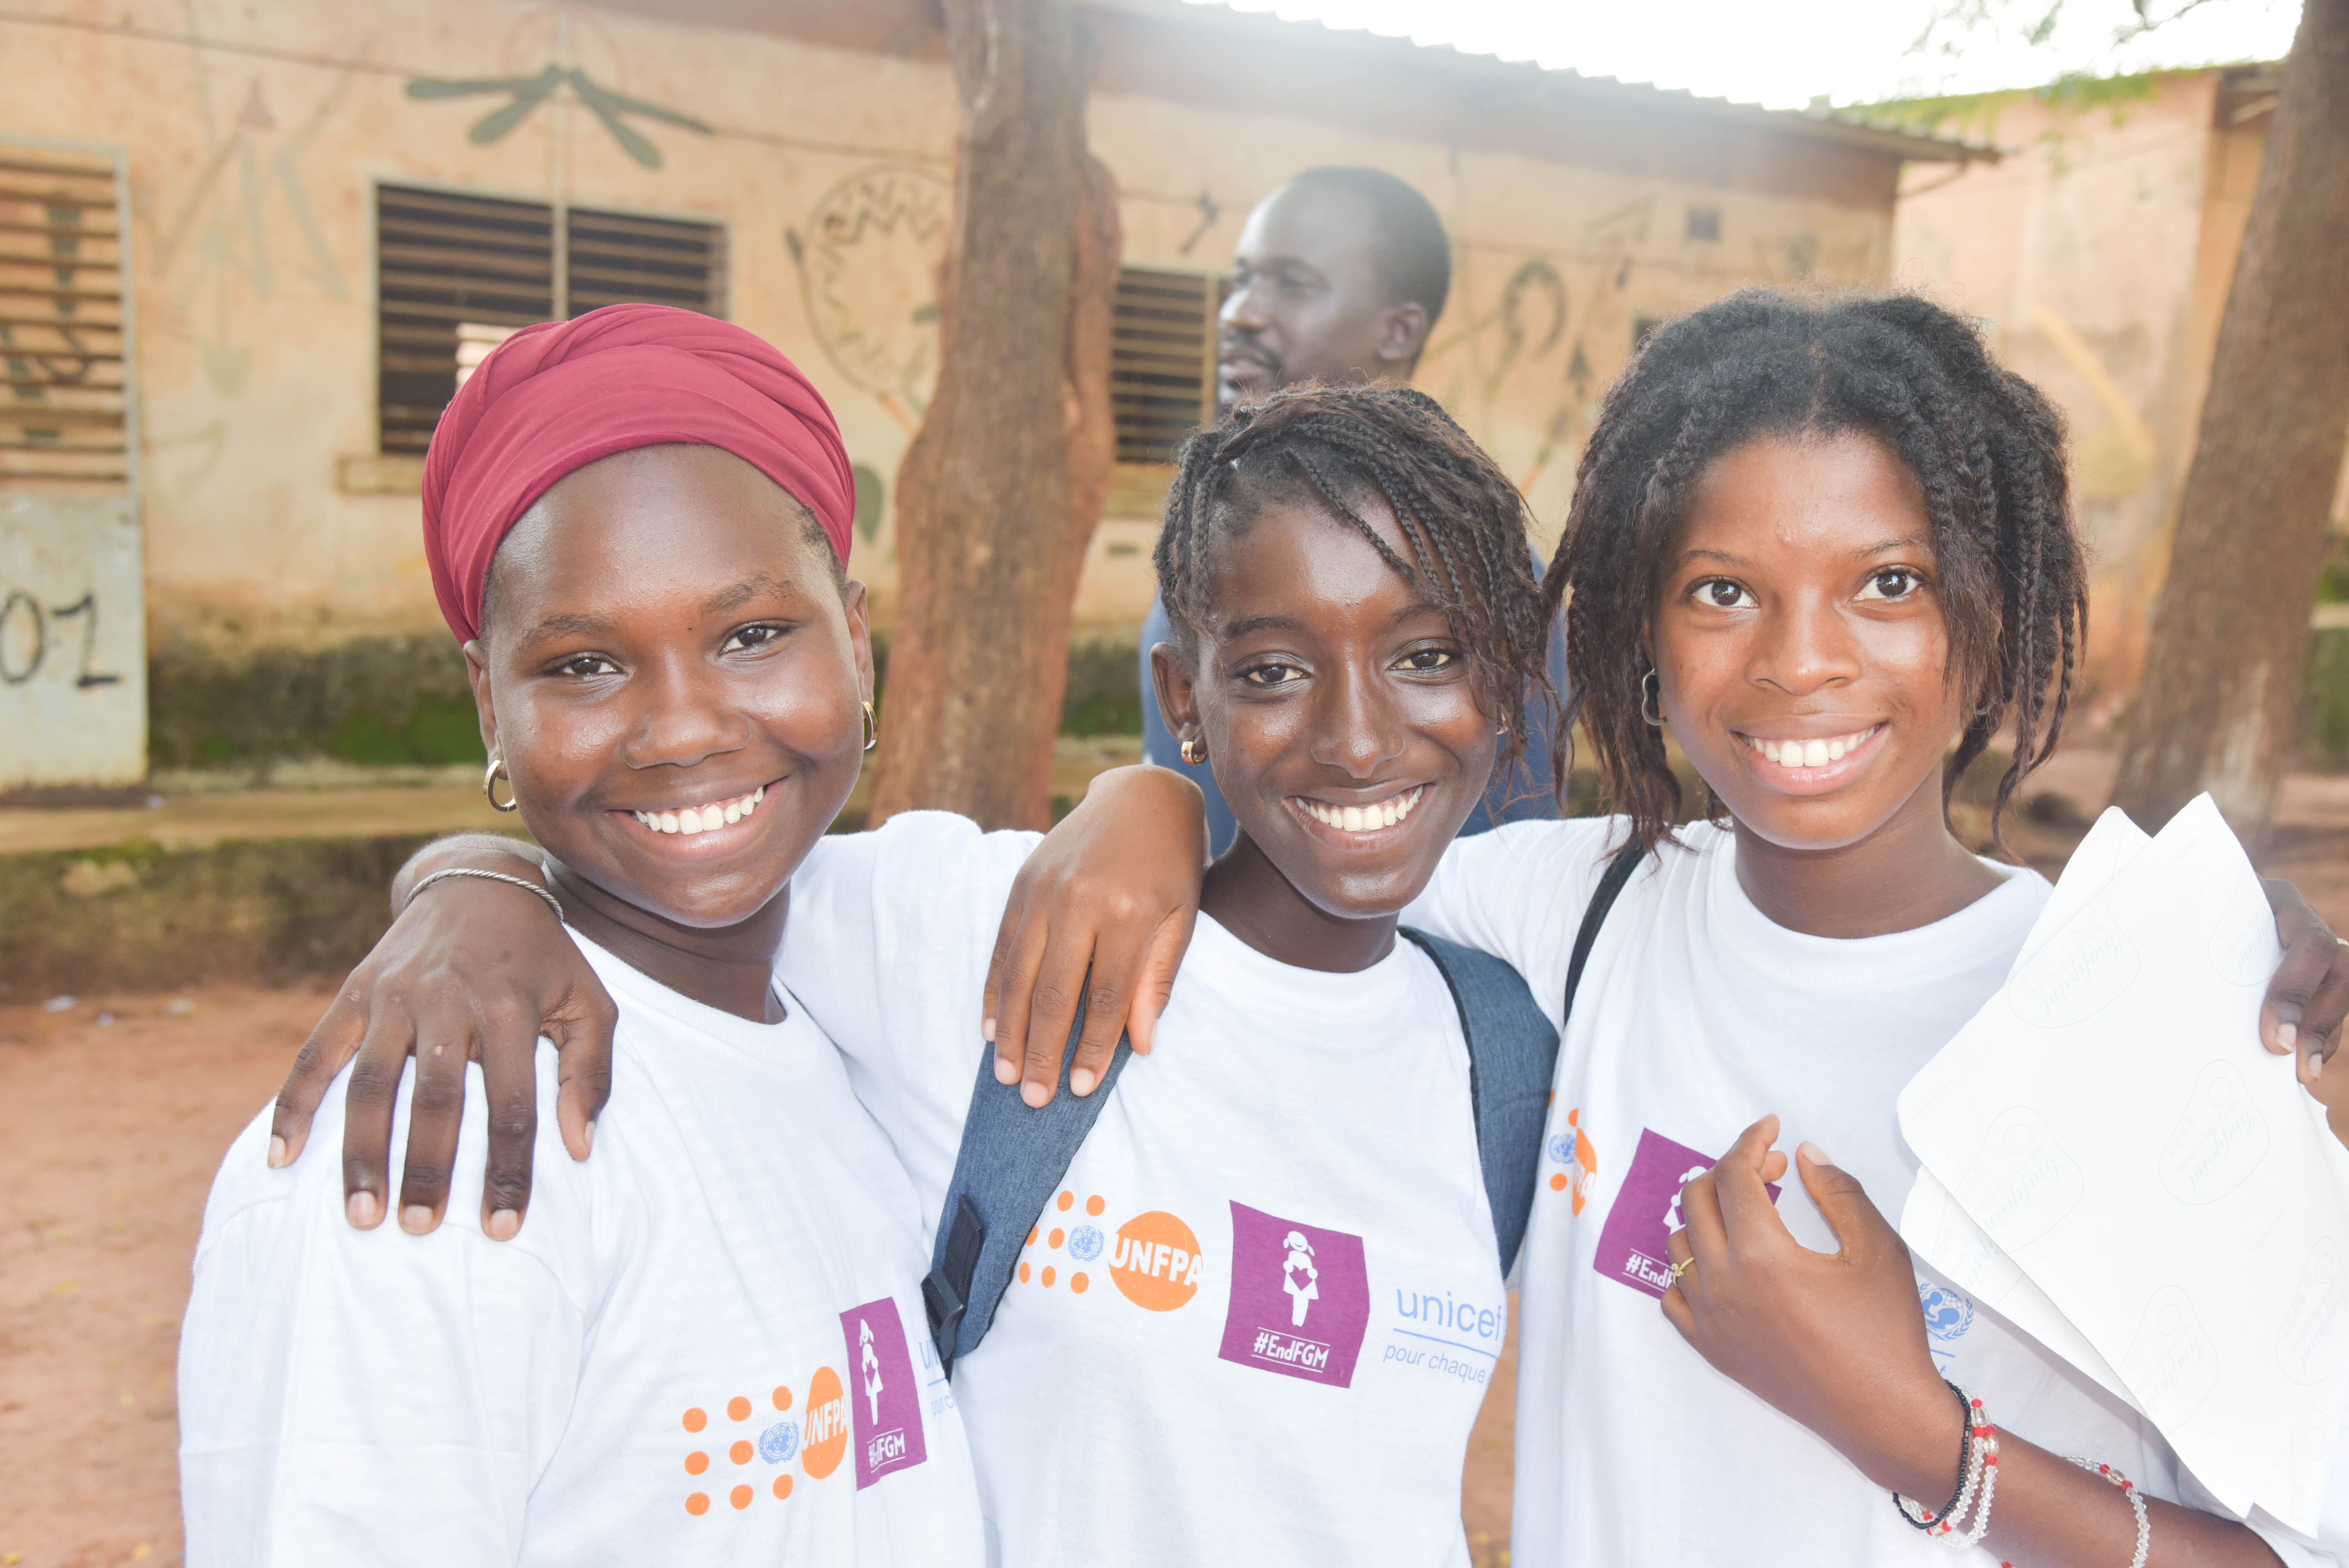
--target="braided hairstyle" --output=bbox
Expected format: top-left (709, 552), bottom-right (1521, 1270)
top-left (1156, 382), bottom-right (1551, 770)
top-left (1549, 289), bottom-right (2087, 853)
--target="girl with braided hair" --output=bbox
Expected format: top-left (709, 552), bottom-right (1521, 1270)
top-left (764, 378), bottom-right (1563, 1564)
top-left (1354, 290), bottom-right (2349, 1566)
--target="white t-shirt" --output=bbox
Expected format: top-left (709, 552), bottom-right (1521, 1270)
top-left (1404, 816), bottom-right (2345, 1567)
top-left (781, 811), bottom-right (1506, 1568)
top-left (178, 932), bottom-right (984, 1568)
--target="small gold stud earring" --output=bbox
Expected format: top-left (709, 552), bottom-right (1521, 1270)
top-left (1179, 737), bottom-right (1206, 766)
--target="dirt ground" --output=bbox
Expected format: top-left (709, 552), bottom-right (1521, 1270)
top-left (0, 983), bottom-right (335, 1568)
top-left (5, 764), bottom-right (2347, 1568)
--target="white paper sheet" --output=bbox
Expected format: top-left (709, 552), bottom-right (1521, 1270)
top-left (1896, 795), bottom-right (2349, 1532)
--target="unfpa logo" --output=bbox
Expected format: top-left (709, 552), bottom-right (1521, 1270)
top-left (1109, 1210), bottom-right (1204, 1311)
top-left (801, 1366), bottom-right (848, 1480)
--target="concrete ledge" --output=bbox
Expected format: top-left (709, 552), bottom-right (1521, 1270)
top-left (0, 835), bottom-right (433, 1003)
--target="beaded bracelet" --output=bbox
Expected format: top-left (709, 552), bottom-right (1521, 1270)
top-left (1893, 1383), bottom-right (2000, 1548)
top-left (1895, 1381), bottom-right (1981, 1532)
top-left (1947, 1404), bottom-right (2000, 1549)
top-left (2068, 1457), bottom-right (2151, 1568)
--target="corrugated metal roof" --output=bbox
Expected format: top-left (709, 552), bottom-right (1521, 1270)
top-left (1091, 0), bottom-right (2001, 164)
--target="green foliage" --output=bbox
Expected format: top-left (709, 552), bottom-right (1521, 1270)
top-left (2317, 536), bottom-right (2349, 604)
top-left (149, 635), bottom-right (483, 773)
top-left (1059, 640), bottom-right (1144, 737)
top-left (325, 691), bottom-right (486, 766)
top-left (2303, 628), bottom-right (2349, 774)
top-left (1835, 64), bottom-right (2165, 142)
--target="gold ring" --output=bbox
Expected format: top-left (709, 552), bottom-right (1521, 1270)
top-left (1671, 1258), bottom-right (1695, 1281)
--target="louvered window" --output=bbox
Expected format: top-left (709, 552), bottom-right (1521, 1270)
top-left (1112, 267), bottom-right (1221, 466)
top-left (376, 184), bottom-right (725, 454)
top-left (0, 149), bottom-right (130, 484)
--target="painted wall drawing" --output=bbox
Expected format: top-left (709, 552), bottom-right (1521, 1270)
top-left (787, 164), bottom-right (952, 433)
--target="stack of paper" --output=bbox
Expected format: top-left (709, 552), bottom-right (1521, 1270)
top-left (1897, 794), bottom-right (2349, 1532)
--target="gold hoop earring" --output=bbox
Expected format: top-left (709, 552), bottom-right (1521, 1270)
top-left (483, 754), bottom-right (519, 812)
top-left (1179, 736), bottom-right (1206, 766)
top-left (861, 699), bottom-right (878, 753)
top-left (1641, 669), bottom-right (1666, 729)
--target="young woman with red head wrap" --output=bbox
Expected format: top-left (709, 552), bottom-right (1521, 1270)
top-left (176, 306), bottom-right (1000, 1565)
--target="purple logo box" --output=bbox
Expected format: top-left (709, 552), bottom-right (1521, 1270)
top-left (838, 1297), bottom-right (927, 1489)
top-left (1592, 1128), bottom-right (1779, 1299)
top-left (1217, 1201), bottom-right (1370, 1388)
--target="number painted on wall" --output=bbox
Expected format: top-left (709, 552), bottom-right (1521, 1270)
top-left (0, 586), bottom-right (121, 689)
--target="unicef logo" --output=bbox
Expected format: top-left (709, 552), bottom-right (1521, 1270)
top-left (1919, 1283), bottom-right (1975, 1342)
top-left (1067, 1224), bottom-right (1104, 1263)
top-left (758, 1419), bottom-right (801, 1464)
top-left (1547, 1134), bottom-right (1574, 1164)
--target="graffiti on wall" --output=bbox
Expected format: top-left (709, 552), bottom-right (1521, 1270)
top-left (1423, 196), bottom-right (1652, 500)
top-left (786, 164), bottom-right (952, 435)
top-left (406, 9), bottom-right (711, 170)
top-left (405, 68), bottom-right (711, 170)
top-left (1423, 196), bottom-right (1884, 509)
top-left (142, 22), bottom-right (366, 501)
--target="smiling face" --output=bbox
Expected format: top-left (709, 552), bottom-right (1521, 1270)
top-left (1155, 490), bottom-right (1498, 935)
top-left (1219, 182), bottom-right (1428, 406)
top-left (467, 444), bottom-right (872, 934)
top-left (1652, 431), bottom-right (1970, 854)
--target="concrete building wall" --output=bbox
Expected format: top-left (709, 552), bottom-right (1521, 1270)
top-left (3, 0), bottom-right (1926, 783)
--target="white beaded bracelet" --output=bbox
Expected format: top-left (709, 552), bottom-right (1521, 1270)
top-left (2068, 1457), bottom-right (2151, 1568)
top-left (401, 865), bottom-right (564, 926)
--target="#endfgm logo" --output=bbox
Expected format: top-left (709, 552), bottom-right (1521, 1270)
top-left (1217, 1201), bottom-right (1370, 1388)
top-left (836, 1298), bottom-right (927, 1488)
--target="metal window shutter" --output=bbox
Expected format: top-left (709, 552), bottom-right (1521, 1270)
top-left (1111, 267), bottom-right (1218, 466)
top-left (376, 185), bottom-right (555, 455)
top-left (564, 205), bottom-right (725, 319)
top-left (0, 151), bottom-right (129, 484)
top-left (375, 187), bottom-right (726, 456)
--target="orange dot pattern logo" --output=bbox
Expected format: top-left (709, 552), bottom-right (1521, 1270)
top-left (677, 1368), bottom-right (847, 1515)
top-left (1547, 1108), bottom-right (1600, 1216)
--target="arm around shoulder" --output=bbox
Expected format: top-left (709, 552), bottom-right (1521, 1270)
top-left (1401, 816), bottom-right (1626, 991)
top-left (268, 831), bottom-right (617, 1244)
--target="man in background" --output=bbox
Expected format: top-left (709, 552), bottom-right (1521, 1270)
top-left (1139, 165), bottom-right (1563, 852)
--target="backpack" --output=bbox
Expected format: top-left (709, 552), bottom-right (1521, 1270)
top-left (920, 843), bottom-right (1644, 1372)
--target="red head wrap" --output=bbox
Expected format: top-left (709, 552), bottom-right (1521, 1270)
top-left (421, 302), bottom-right (855, 643)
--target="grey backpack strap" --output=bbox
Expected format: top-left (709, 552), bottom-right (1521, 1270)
top-left (1398, 929), bottom-right (1558, 1278)
top-left (1398, 838), bottom-right (1644, 1277)
top-left (922, 996), bottom-right (1134, 1375)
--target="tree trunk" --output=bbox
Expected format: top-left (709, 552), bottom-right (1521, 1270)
top-left (866, 0), bottom-right (1120, 830)
top-left (2110, 0), bottom-right (2349, 842)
